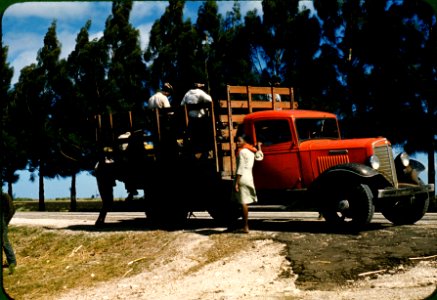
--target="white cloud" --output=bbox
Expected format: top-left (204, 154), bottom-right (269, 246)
top-left (5, 32), bottom-right (42, 83)
top-left (58, 29), bottom-right (78, 60)
top-left (4, 2), bottom-right (106, 21)
top-left (130, 1), bottom-right (167, 23)
top-left (218, 1), bottom-right (262, 17)
top-left (137, 23), bottom-right (152, 50)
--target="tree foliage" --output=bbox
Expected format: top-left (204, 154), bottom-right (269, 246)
top-left (2, 0), bottom-right (437, 200)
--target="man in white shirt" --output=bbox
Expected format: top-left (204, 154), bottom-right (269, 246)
top-left (148, 82), bottom-right (173, 109)
top-left (180, 83), bottom-right (212, 117)
top-left (181, 83), bottom-right (213, 159)
top-left (266, 82), bottom-right (281, 102)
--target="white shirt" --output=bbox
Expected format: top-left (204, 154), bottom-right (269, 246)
top-left (148, 92), bottom-right (170, 109)
top-left (181, 88), bottom-right (212, 117)
top-left (266, 93), bottom-right (281, 102)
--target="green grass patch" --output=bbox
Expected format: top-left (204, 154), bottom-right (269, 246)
top-left (3, 226), bottom-right (180, 299)
top-left (13, 199), bottom-right (127, 212)
top-left (3, 226), bottom-right (258, 299)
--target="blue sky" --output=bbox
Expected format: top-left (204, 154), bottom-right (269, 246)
top-left (1, 1), bottom-right (432, 199)
top-left (2, 1), bottom-right (263, 199)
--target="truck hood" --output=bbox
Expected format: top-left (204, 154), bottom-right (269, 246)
top-left (298, 137), bottom-right (390, 152)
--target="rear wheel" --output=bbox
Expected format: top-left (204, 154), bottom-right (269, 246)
top-left (144, 182), bottom-right (189, 229)
top-left (207, 201), bottom-right (241, 226)
top-left (320, 183), bottom-right (374, 228)
top-left (146, 203), bottom-right (189, 228)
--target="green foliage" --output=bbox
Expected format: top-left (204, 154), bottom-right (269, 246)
top-left (2, 0), bottom-right (437, 200)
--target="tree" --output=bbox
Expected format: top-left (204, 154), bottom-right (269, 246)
top-left (21, 21), bottom-right (64, 210)
top-left (102, 0), bottom-right (148, 113)
top-left (211, 1), bottom-right (257, 97)
top-left (144, 0), bottom-right (196, 101)
top-left (0, 42), bottom-right (27, 198)
top-left (60, 20), bottom-right (107, 210)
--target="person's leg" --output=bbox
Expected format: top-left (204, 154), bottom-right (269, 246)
top-left (2, 219), bottom-right (16, 274)
top-left (241, 203), bottom-right (249, 233)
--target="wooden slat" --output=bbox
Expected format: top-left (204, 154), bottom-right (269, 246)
top-left (219, 114), bottom-right (246, 124)
top-left (227, 86), bottom-right (293, 96)
top-left (219, 100), bottom-right (291, 109)
top-left (227, 85), bottom-right (249, 94)
top-left (221, 156), bottom-right (233, 178)
top-left (221, 142), bottom-right (232, 151)
top-left (220, 85), bottom-right (296, 177)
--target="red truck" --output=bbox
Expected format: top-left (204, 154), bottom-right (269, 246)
top-left (94, 85), bottom-right (433, 228)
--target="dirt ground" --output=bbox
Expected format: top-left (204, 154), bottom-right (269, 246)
top-left (11, 212), bottom-right (437, 299)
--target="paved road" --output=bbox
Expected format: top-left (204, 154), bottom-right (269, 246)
top-left (11, 210), bottom-right (437, 229)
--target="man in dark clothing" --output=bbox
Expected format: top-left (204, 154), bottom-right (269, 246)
top-left (2, 192), bottom-right (16, 275)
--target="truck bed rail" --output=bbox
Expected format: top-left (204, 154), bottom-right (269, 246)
top-left (218, 85), bottom-right (296, 178)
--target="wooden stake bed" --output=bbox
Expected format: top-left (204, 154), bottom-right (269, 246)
top-left (217, 85), bottom-right (296, 179)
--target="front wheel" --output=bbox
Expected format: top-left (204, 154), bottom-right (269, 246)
top-left (320, 183), bottom-right (375, 228)
top-left (381, 191), bottom-right (429, 225)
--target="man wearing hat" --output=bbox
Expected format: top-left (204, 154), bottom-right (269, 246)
top-left (181, 83), bottom-right (213, 158)
top-left (180, 83), bottom-right (212, 117)
top-left (148, 82), bottom-right (173, 109)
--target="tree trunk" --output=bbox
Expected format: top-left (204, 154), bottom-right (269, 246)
top-left (7, 182), bottom-right (13, 200)
top-left (70, 173), bottom-right (77, 212)
top-left (428, 145), bottom-right (436, 211)
top-left (38, 164), bottom-right (45, 211)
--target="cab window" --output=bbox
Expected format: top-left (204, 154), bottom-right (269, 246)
top-left (254, 120), bottom-right (292, 146)
top-left (295, 118), bottom-right (339, 141)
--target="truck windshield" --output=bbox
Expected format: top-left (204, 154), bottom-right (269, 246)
top-left (296, 118), bottom-right (339, 141)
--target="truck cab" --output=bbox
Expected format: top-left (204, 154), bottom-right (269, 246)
top-left (219, 86), bottom-right (433, 227)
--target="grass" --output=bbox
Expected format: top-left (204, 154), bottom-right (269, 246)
top-left (2, 226), bottom-right (176, 299)
top-left (13, 198), bottom-right (122, 212)
top-left (3, 199), bottom-right (256, 299)
top-left (3, 225), bottom-right (254, 300)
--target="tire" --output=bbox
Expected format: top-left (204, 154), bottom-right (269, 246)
top-left (144, 185), bottom-right (189, 229)
top-left (381, 192), bottom-right (429, 225)
top-left (145, 203), bottom-right (189, 229)
top-left (207, 201), bottom-right (241, 226)
top-left (320, 183), bottom-right (374, 228)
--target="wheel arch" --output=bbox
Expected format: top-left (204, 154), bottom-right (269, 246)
top-left (308, 163), bottom-right (392, 200)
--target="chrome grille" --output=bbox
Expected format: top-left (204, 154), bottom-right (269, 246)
top-left (374, 145), bottom-right (397, 187)
top-left (317, 155), bottom-right (350, 173)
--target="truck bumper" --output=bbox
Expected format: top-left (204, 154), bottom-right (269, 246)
top-left (377, 183), bottom-right (434, 199)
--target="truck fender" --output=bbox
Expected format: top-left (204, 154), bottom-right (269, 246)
top-left (308, 163), bottom-right (391, 200)
top-left (395, 156), bottom-right (425, 185)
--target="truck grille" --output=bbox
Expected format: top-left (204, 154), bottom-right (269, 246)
top-left (317, 155), bottom-right (350, 173)
top-left (374, 145), bottom-right (397, 187)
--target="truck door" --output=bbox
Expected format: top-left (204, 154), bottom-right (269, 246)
top-left (253, 119), bottom-right (301, 190)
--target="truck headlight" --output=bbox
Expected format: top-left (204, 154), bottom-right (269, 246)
top-left (369, 155), bottom-right (380, 170)
top-left (399, 152), bottom-right (410, 167)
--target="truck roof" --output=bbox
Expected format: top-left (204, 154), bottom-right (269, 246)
top-left (244, 109), bottom-right (338, 120)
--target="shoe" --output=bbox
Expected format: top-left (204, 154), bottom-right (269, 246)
top-left (8, 263), bottom-right (16, 275)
